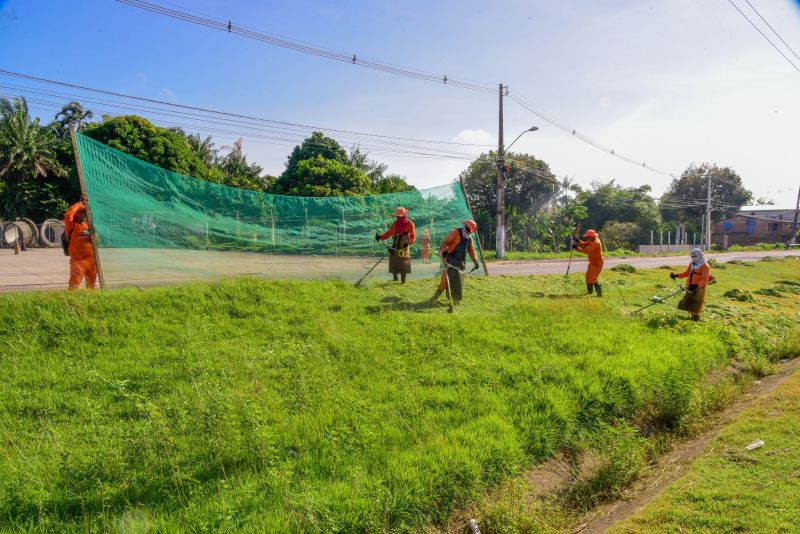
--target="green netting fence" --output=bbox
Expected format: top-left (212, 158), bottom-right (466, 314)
top-left (76, 133), bottom-right (486, 286)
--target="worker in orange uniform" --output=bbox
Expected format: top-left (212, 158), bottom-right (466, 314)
top-left (671, 248), bottom-right (713, 321)
top-left (64, 194), bottom-right (97, 290)
top-left (419, 228), bottom-right (432, 264)
top-left (432, 220), bottom-right (480, 304)
top-left (376, 207), bottom-right (416, 283)
top-left (573, 229), bottom-right (604, 296)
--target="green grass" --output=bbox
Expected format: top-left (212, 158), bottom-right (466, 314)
top-left (610, 355), bottom-right (800, 533)
top-left (1, 258), bottom-right (798, 532)
top-left (483, 243), bottom-right (790, 262)
top-left (483, 248), bottom-right (641, 261)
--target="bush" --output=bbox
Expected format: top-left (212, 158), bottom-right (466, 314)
top-left (601, 221), bottom-right (640, 251)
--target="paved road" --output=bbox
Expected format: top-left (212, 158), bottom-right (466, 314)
top-left (1, 248), bottom-right (796, 291)
top-left (488, 250), bottom-right (798, 276)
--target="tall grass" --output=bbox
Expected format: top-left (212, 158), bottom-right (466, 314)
top-left (0, 258), bottom-right (797, 532)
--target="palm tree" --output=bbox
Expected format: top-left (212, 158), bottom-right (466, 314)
top-left (187, 133), bottom-right (218, 166)
top-left (0, 97), bottom-right (65, 217)
top-left (54, 101), bottom-right (93, 132)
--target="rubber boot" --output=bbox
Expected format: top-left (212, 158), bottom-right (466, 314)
top-left (431, 288), bottom-right (443, 302)
top-left (691, 314), bottom-right (699, 322)
top-left (586, 284), bottom-right (594, 294)
top-left (594, 283), bottom-right (603, 297)
top-left (401, 273), bottom-right (406, 284)
top-left (393, 274), bottom-right (398, 282)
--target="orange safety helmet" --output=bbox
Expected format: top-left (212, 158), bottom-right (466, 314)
top-left (463, 220), bottom-right (478, 233)
top-left (583, 229), bottom-right (598, 238)
top-left (393, 207), bottom-right (408, 217)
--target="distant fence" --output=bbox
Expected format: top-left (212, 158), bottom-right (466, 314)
top-left (638, 244), bottom-right (694, 254)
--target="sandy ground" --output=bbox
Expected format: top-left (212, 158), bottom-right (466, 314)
top-left (0, 247), bottom-right (795, 292)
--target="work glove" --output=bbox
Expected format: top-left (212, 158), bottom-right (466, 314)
top-left (473, 261), bottom-right (480, 271)
top-left (374, 232), bottom-right (381, 242)
top-left (669, 272), bottom-right (678, 279)
top-left (688, 284), bottom-right (698, 293)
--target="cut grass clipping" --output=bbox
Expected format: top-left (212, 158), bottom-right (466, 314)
top-left (0, 258), bottom-right (798, 532)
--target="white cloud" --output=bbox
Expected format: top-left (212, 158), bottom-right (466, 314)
top-left (159, 88), bottom-right (175, 101)
top-left (452, 129), bottom-right (494, 145)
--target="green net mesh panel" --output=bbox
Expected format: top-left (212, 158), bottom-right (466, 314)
top-left (75, 134), bottom-right (486, 286)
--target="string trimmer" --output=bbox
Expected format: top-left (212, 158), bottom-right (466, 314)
top-left (633, 278), bottom-right (716, 314)
top-left (435, 252), bottom-right (479, 313)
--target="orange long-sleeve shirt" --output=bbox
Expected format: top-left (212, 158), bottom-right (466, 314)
top-left (379, 219), bottom-right (416, 244)
top-left (439, 229), bottom-right (477, 262)
top-left (576, 238), bottom-right (604, 265)
top-left (678, 262), bottom-right (711, 288)
top-left (64, 202), bottom-right (94, 260)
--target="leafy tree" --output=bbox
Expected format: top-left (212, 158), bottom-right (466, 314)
top-left (460, 151), bottom-right (558, 247)
top-left (600, 220), bottom-right (640, 251)
top-left (660, 164), bottom-right (752, 231)
top-left (373, 174), bottom-right (416, 194)
top-left (84, 115), bottom-right (207, 177)
top-left (577, 180), bottom-right (661, 243)
top-left (274, 155), bottom-right (372, 197)
top-left (0, 97), bottom-right (66, 219)
top-left (281, 132), bottom-right (348, 183)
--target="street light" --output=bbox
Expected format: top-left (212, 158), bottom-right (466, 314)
top-left (496, 126), bottom-right (538, 259)
top-left (505, 126), bottom-right (538, 153)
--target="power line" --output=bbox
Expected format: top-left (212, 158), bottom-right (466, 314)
top-left (112, 0), bottom-right (684, 181)
top-left (113, 0), bottom-right (497, 94)
top-left (507, 92), bottom-right (675, 177)
top-left (742, 0), bottom-right (800, 63)
top-left (726, 0), bottom-right (800, 75)
top-left (0, 68), bottom-right (493, 148)
top-left (5, 90), bottom-right (484, 163)
top-left (3, 83), bottom-right (482, 160)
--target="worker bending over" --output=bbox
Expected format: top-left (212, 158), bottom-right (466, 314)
top-left (64, 194), bottom-right (97, 290)
top-left (432, 220), bottom-right (480, 304)
top-left (574, 229), bottom-right (604, 296)
top-left (376, 207), bottom-right (416, 283)
top-left (671, 248), bottom-right (713, 321)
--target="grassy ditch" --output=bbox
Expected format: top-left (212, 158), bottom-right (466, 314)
top-left (610, 347), bottom-right (800, 533)
top-left (0, 258), bottom-right (798, 532)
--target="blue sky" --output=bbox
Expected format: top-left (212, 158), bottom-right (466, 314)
top-left (2, 0), bottom-right (799, 206)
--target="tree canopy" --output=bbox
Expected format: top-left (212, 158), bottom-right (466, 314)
top-left (577, 180), bottom-right (661, 242)
top-left (272, 132), bottom-right (415, 196)
top-left (0, 97), bottom-right (67, 219)
top-left (660, 164), bottom-right (752, 227)
top-left (84, 116), bottom-right (208, 178)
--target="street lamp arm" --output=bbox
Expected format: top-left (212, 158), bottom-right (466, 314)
top-left (504, 126), bottom-right (538, 154)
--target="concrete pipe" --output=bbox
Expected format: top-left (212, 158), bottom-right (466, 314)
top-left (3, 219), bottom-right (39, 248)
top-left (2, 222), bottom-right (22, 248)
top-left (39, 219), bottom-right (65, 248)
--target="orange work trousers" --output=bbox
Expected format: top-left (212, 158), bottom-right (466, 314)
top-left (69, 256), bottom-right (98, 290)
top-left (585, 262), bottom-right (603, 285)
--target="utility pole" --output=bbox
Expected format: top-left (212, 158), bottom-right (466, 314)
top-left (496, 83), bottom-right (506, 258)
top-left (791, 183), bottom-right (800, 245)
top-left (706, 173), bottom-right (712, 251)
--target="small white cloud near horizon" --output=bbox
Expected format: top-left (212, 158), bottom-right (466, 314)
top-left (452, 129), bottom-right (494, 145)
